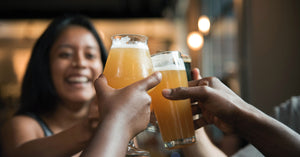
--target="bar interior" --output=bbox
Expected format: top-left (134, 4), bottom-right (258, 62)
top-left (0, 0), bottom-right (299, 156)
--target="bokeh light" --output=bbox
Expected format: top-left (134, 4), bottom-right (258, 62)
top-left (198, 15), bottom-right (210, 34)
top-left (187, 31), bottom-right (204, 50)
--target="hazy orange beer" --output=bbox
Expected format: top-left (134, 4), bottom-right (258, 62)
top-left (103, 34), bottom-right (153, 88)
top-left (150, 51), bottom-right (195, 149)
top-left (103, 34), bottom-right (153, 156)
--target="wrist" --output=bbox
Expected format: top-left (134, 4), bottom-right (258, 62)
top-left (234, 102), bottom-right (266, 139)
top-left (103, 113), bottom-right (133, 140)
top-left (109, 117), bottom-right (131, 137)
top-left (77, 118), bottom-right (98, 144)
top-left (80, 113), bottom-right (132, 157)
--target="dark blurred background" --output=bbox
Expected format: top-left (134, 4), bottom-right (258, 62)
top-left (0, 0), bottom-right (176, 19)
top-left (0, 0), bottom-right (299, 156)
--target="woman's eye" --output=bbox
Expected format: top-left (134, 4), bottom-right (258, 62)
top-left (58, 52), bottom-right (72, 58)
top-left (85, 53), bottom-right (96, 59)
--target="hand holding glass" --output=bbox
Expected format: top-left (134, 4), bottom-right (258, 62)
top-left (103, 34), bottom-right (153, 156)
top-left (150, 51), bottom-right (196, 149)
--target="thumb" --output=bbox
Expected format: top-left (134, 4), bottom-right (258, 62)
top-left (191, 68), bottom-right (202, 80)
top-left (94, 74), bottom-right (113, 98)
top-left (131, 72), bottom-right (162, 91)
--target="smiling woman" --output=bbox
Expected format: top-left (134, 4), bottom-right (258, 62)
top-left (50, 25), bottom-right (103, 105)
top-left (0, 14), bottom-right (107, 157)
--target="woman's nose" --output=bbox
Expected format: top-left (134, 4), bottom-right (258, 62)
top-left (72, 52), bottom-right (87, 68)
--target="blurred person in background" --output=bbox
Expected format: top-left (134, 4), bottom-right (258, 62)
top-left (0, 14), bottom-right (107, 157)
top-left (231, 95), bottom-right (300, 157)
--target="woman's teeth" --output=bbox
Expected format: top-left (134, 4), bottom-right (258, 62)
top-left (68, 76), bottom-right (88, 83)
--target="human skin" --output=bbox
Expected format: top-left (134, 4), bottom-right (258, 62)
top-left (163, 68), bottom-right (300, 157)
top-left (80, 72), bottom-right (162, 157)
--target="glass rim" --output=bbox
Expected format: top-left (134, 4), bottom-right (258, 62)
top-left (111, 34), bottom-right (148, 41)
top-left (151, 50), bottom-right (182, 57)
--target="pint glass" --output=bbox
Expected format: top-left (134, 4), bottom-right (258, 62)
top-left (103, 34), bottom-right (153, 156)
top-left (150, 51), bottom-right (196, 149)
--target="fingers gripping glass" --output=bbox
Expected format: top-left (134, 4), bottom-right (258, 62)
top-left (150, 51), bottom-right (196, 149)
top-left (103, 34), bottom-right (153, 156)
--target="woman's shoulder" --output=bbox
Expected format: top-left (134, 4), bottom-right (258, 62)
top-left (0, 115), bottom-right (45, 156)
top-left (1, 115), bottom-right (44, 139)
top-left (5, 114), bottom-right (38, 125)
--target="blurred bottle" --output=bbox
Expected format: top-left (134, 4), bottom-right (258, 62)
top-left (181, 53), bottom-right (192, 81)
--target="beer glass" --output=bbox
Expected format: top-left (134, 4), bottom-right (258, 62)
top-left (150, 51), bottom-right (196, 149)
top-left (103, 34), bottom-right (153, 156)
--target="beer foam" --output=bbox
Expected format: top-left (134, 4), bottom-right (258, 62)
top-left (111, 36), bottom-right (148, 49)
top-left (152, 54), bottom-right (186, 71)
top-left (153, 65), bottom-right (185, 71)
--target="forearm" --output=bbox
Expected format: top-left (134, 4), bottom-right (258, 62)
top-left (182, 128), bottom-right (227, 157)
top-left (80, 116), bottom-right (131, 157)
top-left (14, 132), bottom-right (83, 157)
top-left (236, 104), bottom-right (300, 157)
top-left (4, 120), bottom-right (92, 157)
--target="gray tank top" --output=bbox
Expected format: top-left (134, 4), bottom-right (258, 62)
top-left (24, 112), bottom-right (53, 137)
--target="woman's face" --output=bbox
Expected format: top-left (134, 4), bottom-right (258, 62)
top-left (50, 25), bottom-right (103, 104)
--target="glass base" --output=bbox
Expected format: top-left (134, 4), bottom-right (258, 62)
top-left (126, 145), bottom-right (150, 157)
top-left (164, 136), bottom-right (196, 150)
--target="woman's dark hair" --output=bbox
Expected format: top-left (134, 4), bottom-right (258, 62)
top-left (17, 14), bottom-right (107, 115)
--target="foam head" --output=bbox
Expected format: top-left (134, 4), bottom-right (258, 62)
top-left (111, 35), bottom-right (149, 49)
top-left (151, 51), bottom-right (186, 71)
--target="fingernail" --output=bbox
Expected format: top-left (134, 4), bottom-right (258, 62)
top-left (155, 72), bottom-right (162, 80)
top-left (162, 89), bottom-right (171, 96)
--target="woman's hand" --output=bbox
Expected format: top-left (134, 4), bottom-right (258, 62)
top-left (80, 72), bottom-right (161, 157)
top-left (94, 72), bottom-right (162, 138)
